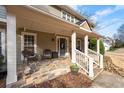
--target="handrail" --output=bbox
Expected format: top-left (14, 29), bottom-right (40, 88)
top-left (88, 49), bottom-right (100, 55)
top-left (75, 49), bottom-right (91, 74)
top-left (76, 49), bottom-right (91, 59)
top-left (88, 49), bottom-right (100, 66)
top-left (76, 49), bottom-right (103, 78)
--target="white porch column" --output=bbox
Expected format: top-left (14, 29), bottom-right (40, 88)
top-left (97, 38), bottom-right (100, 54)
top-left (6, 13), bottom-right (17, 86)
top-left (84, 35), bottom-right (88, 56)
top-left (71, 32), bottom-right (76, 63)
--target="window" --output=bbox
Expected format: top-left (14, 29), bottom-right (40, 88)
top-left (67, 14), bottom-right (70, 21)
top-left (24, 35), bottom-right (35, 53)
top-left (22, 32), bottom-right (37, 54)
top-left (71, 17), bottom-right (75, 23)
top-left (62, 11), bottom-right (66, 20)
top-left (61, 11), bottom-right (75, 23)
top-left (76, 39), bottom-right (81, 50)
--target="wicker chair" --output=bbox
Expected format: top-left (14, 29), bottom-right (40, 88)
top-left (22, 49), bottom-right (38, 64)
top-left (42, 49), bottom-right (52, 59)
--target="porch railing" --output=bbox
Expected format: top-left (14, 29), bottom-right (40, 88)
top-left (76, 49), bottom-right (103, 78)
top-left (88, 49), bottom-right (100, 66)
top-left (75, 49), bottom-right (94, 77)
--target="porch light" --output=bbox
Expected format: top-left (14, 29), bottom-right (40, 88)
top-left (51, 38), bottom-right (55, 42)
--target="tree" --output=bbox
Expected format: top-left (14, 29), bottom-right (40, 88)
top-left (117, 24), bottom-right (124, 42)
top-left (113, 24), bottom-right (124, 47)
top-left (89, 38), bottom-right (105, 55)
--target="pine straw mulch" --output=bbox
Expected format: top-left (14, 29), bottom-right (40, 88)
top-left (104, 56), bottom-right (124, 77)
top-left (24, 72), bottom-right (92, 88)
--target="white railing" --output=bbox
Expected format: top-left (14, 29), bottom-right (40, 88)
top-left (75, 49), bottom-right (103, 78)
top-left (88, 49), bottom-right (100, 66)
top-left (75, 49), bottom-right (94, 77)
top-left (88, 49), bottom-right (104, 68)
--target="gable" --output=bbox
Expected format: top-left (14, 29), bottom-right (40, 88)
top-left (80, 21), bottom-right (91, 31)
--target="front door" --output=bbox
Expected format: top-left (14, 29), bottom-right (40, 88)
top-left (58, 38), bottom-right (67, 56)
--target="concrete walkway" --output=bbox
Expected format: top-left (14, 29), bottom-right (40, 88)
top-left (91, 71), bottom-right (124, 88)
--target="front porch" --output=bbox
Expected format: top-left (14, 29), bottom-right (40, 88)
top-left (2, 6), bottom-right (103, 87)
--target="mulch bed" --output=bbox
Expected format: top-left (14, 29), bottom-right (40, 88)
top-left (24, 72), bottom-right (92, 88)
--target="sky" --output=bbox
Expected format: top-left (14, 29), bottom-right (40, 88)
top-left (71, 5), bottom-right (124, 38)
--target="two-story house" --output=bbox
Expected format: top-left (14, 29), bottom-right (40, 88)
top-left (0, 5), bottom-right (103, 87)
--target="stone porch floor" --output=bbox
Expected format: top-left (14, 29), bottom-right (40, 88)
top-left (11, 57), bottom-right (72, 87)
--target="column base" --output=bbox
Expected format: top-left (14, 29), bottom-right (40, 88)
top-left (6, 75), bottom-right (17, 87)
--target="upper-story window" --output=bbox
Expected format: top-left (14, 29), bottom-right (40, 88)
top-left (71, 17), bottom-right (75, 23)
top-left (61, 11), bottom-right (75, 23)
top-left (67, 14), bottom-right (70, 21)
top-left (62, 11), bottom-right (66, 20)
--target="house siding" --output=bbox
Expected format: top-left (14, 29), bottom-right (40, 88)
top-left (31, 5), bottom-right (61, 18)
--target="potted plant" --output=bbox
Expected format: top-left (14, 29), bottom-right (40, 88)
top-left (70, 63), bottom-right (79, 75)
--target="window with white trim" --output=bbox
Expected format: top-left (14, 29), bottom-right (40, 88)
top-left (71, 16), bottom-right (75, 23)
top-left (61, 10), bottom-right (75, 23)
top-left (76, 39), bottom-right (81, 51)
top-left (62, 11), bottom-right (66, 20)
top-left (67, 14), bottom-right (70, 21)
top-left (22, 33), bottom-right (36, 54)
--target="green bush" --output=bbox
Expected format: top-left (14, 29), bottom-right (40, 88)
top-left (89, 38), bottom-right (105, 55)
top-left (89, 38), bottom-right (97, 51)
top-left (100, 40), bottom-right (105, 55)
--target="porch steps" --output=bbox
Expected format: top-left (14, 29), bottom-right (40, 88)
top-left (78, 63), bottom-right (103, 80)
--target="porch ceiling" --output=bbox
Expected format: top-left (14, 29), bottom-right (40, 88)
top-left (6, 6), bottom-right (101, 38)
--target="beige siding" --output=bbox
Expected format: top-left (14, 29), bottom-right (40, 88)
top-left (31, 5), bottom-right (61, 18)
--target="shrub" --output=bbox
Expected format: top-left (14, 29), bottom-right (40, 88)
top-left (100, 40), bottom-right (105, 55)
top-left (89, 38), bottom-right (97, 51)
